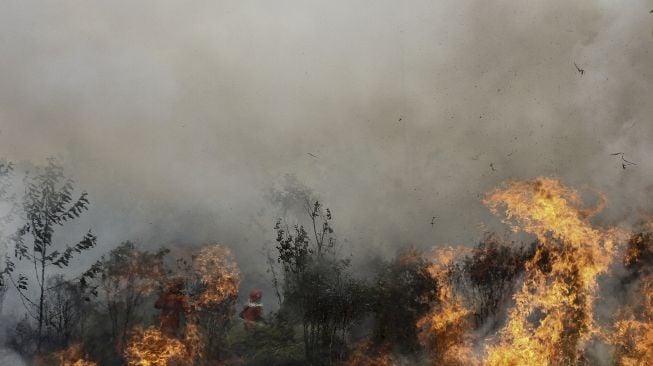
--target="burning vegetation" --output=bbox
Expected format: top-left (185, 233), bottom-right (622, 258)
top-left (1, 161), bottom-right (652, 365)
top-left (122, 244), bottom-right (240, 365)
top-left (416, 247), bottom-right (479, 366)
top-left (483, 178), bottom-right (621, 365)
top-left (123, 326), bottom-right (188, 366)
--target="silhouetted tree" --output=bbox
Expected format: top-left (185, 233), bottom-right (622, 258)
top-left (6, 159), bottom-right (96, 351)
top-left (0, 160), bottom-right (16, 313)
top-left (370, 248), bottom-right (438, 354)
top-left (462, 235), bottom-right (535, 327)
top-left (43, 275), bottom-right (86, 348)
top-left (274, 200), bottom-right (365, 364)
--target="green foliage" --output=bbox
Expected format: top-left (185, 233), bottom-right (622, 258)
top-left (272, 200), bottom-right (368, 365)
top-left (274, 220), bottom-right (311, 276)
top-left (226, 315), bottom-right (305, 365)
top-left (13, 159), bottom-right (95, 267)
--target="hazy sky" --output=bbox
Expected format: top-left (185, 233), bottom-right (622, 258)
top-left (0, 1), bottom-right (652, 294)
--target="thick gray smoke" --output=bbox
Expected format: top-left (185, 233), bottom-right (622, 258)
top-left (0, 348), bottom-right (26, 366)
top-left (0, 0), bottom-right (651, 316)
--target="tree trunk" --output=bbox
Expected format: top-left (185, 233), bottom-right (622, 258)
top-left (37, 257), bottom-right (45, 351)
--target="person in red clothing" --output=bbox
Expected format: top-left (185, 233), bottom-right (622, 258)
top-left (239, 289), bottom-right (263, 328)
top-left (154, 278), bottom-right (190, 337)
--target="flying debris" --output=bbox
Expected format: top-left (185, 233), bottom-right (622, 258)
top-left (574, 62), bottom-right (585, 76)
top-left (490, 163), bottom-right (496, 172)
top-left (398, 117), bottom-right (403, 122)
top-left (307, 153), bottom-right (319, 159)
top-left (611, 152), bottom-right (637, 169)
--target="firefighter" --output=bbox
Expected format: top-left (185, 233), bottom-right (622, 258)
top-left (154, 278), bottom-right (190, 337)
top-left (239, 289), bottom-right (263, 328)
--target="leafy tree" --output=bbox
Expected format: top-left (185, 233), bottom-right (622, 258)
top-left (274, 200), bottom-right (365, 364)
top-left (6, 159), bottom-right (97, 350)
top-left (226, 317), bottom-right (304, 365)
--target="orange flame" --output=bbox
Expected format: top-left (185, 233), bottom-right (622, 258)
top-left (124, 326), bottom-right (189, 366)
top-left (183, 320), bottom-right (203, 362)
top-left (51, 343), bottom-right (97, 366)
top-left (192, 244), bottom-right (240, 309)
top-left (611, 278), bottom-right (653, 365)
top-left (417, 247), bottom-right (480, 365)
top-left (345, 341), bottom-right (395, 366)
top-left (124, 244), bottom-right (241, 365)
top-left (610, 232), bottom-right (653, 365)
top-left (483, 177), bottom-right (620, 365)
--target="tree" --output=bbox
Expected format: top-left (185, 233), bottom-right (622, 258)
top-left (462, 235), bottom-right (535, 328)
top-left (43, 275), bottom-right (86, 348)
top-left (80, 241), bottom-right (168, 354)
top-left (370, 248), bottom-right (438, 354)
top-left (274, 200), bottom-right (365, 364)
top-left (0, 159), bottom-right (16, 312)
top-left (6, 159), bottom-right (97, 351)
top-left (171, 244), bottom-right (241, 363)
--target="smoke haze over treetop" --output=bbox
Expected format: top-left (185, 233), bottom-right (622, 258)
top-left (0, 0), bottom-right (652, 274)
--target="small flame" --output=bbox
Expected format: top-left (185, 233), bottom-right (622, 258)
top-left (345, 341), bottom-right (395, 366)
top-left (52, 343), bottom-right (97, 366)
top-left (183, 320), bottom-right (203, 362)
top-left (124, 326), bottom-right (189, 366)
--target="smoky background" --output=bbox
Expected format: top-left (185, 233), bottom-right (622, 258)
top-left (0, 3), bottom-right (652, 360)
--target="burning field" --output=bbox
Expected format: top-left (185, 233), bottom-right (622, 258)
top-left (2, 0), bottom-right (652, 364)
top-left (2, 167), bottom-right (653, 365)
top-left (2, 0), bottom-right (653, 364)
top-left (349, 177), bottom-right (653, 365)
